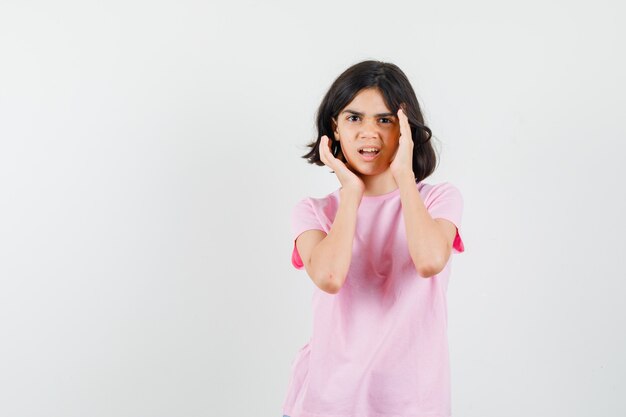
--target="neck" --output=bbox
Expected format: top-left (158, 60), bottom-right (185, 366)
top-left (359, 169), bottom-right (402, 197)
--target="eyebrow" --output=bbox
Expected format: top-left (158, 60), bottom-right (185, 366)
top-left (340, 109), bottom-right (396, 117)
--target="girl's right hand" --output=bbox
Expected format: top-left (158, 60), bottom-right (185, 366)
top-left (319, 135), bottom-right (365, 197)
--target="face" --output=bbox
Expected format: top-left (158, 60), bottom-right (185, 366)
top-left (332, 87), bottom-right (401, 177)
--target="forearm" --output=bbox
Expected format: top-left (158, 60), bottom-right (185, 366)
top-left (310, 188), bottom-right (361, 292)
top-left (396, 172), bottom-right (446, 277)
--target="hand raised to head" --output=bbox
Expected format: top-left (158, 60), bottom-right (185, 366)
top-left (319, 135), bottom-right (365, 196)
top-left (389, 107), bottom-right (415, 180)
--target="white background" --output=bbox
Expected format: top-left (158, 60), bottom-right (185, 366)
top-left (1, 1), bottom-right (624, 416)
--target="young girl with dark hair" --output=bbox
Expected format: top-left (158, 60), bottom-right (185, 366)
top-left (282, 60), bottom-right (465, 417)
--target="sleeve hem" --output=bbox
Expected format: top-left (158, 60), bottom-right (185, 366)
top-left (434, 216), bottom-right (465, 254)
top-left (291, 239), bottom-right (305, 269)
top-left (452, 227), bottom-right (465, 253)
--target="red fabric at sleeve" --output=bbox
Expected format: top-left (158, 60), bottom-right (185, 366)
top-left (428, 182), bottom-right (465, 254)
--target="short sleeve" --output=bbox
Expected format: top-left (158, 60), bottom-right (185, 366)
top-left (427, 182), bottom-right (465, 254)
top-left (291, 198), bottom-right (326, 269)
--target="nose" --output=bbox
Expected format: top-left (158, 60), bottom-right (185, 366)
top-left (359, 117), bottom-right (380, 137)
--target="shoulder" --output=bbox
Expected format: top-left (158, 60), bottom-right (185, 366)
top-left (293, 188), bottom-right (340, 215)
top-left (419, 181), bottom-right (463, 205)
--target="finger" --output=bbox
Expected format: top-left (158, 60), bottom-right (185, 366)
top-left (397, 108), bottom-right (410, 140)
top-left (319, 136), bottom-right (329, 165)
top-left (320, 135), bottom-right (334, 168)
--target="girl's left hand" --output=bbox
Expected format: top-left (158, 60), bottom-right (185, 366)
top-left (389, 106), bottom-right (415, 179)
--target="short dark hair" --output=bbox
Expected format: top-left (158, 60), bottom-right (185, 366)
top-left (301, 60), bottom-right (438, 182)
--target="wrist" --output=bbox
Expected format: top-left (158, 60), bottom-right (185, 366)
top-left (392, 169), bottom-right (416, 184)
top-left (339, 186), bottom-right (364, 201)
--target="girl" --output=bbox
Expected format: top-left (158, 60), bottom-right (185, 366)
top-left (282, 60), bottom-right (465, 417)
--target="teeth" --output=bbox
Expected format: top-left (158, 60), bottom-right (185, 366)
top-left (361, 148), bottom-right (379, 152)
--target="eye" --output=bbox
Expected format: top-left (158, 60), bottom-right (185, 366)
top-left (380, 118), bottom-right (392, 124)
top-left (347, 115), bottom-right (360, 122)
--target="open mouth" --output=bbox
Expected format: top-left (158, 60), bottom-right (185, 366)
top-left (358, 147), bottom-right (380, 156)
top-left (358, 147), bottom-right (380, 161)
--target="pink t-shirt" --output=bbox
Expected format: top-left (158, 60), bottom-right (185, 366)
top-left (282, 181), bottom-right (465, 417)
